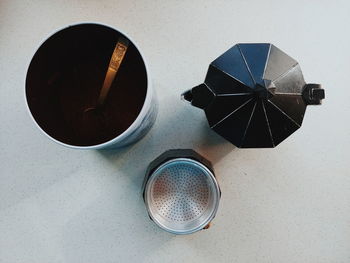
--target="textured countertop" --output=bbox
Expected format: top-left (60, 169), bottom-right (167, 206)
top-left (0, 1), bottom-right (349, 262)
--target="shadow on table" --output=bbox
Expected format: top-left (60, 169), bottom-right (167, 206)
top-left (95, 104), bottom-right (236, 198)
top-left (95, 106), bottom-right (236, 206)
top-left (97, 105), bottom-right (236, 168)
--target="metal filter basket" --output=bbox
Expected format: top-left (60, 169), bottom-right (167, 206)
top-left (143, 149), bottom-right (220, 235)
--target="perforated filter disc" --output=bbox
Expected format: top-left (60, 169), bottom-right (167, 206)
top-left (144, 158), bottom-right (220, 234)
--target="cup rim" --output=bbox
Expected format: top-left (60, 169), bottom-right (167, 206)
top-left (24, 22), bottom-right (153, 149)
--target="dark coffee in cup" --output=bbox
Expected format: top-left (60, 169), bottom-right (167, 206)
top-left (26, 23), bottom-right (156, 148)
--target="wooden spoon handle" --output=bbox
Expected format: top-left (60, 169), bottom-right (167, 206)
top-left (97, 37), bottom-right (129, 106)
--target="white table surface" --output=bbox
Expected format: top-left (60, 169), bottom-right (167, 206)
top-left (1, 1), bottom-right (349, 262)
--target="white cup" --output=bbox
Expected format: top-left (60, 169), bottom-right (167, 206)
top-left (25, 23), bottom-right (157, 149)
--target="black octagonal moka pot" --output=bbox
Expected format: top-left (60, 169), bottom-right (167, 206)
top-left (182, 43), bottom-right (325, 148)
